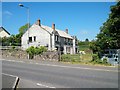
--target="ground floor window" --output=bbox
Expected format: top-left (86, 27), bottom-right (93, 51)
top-left (29, 37), bottom-right (32, 43)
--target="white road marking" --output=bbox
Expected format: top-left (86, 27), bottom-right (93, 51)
top-left (2, 59), bottom-right (118, 72)
top-left (36, 63), bottom-right (118, 72)
top-left (36, 83), bottom-right (56, 88)
top-left (2, 73), bottom-right (17, 78)
top-left (2, 73), bottom-right (19, 88)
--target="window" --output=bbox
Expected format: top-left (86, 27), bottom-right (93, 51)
top-left (64, 38), bottom-right (66, 42)
top-left (34, 36), bottom-right (36, 42)
top-left (66, 38), bottom-right (68, 42)
top-left (29, 37), bottom-right (32, 42)
top-left (55, 35), bottom-right (59, 41)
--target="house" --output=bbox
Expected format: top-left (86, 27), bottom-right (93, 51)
top-left (101, 49), bottom-right (120, 65)
top-left (0, 27), bottom-right (10, 38)
top-left (21, 19), bottom-right (78, 54)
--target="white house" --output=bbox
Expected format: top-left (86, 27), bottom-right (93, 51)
top-left (21, 19), bottom-right (78, 54)
top-left (0, 27), bottom-right (10, 38)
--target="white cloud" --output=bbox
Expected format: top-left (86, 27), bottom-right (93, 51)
top-left (4, 11), bottom-right (13, 16)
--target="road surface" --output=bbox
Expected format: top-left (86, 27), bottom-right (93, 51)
top-left (2, 59), bottom-right (119, 88)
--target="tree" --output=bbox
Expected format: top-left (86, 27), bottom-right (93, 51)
top-left (19, 23), bottom-right (30, 35)
top-left (90, 2), bottom-right (120, 53)
top-left (85, 38), bottom-right (89, 42)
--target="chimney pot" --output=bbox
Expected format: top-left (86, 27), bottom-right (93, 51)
top-left (36, 19), bottom-right (41, 26)
top-left (52, 23), bottom-right (55, 30)
top-left (66, 29), bottom-right (68, 34)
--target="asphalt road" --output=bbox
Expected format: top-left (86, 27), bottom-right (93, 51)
top-left (2, 59), bottom-right (119, 88)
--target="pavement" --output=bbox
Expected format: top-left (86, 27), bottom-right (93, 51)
top-left (2, 59), bottom-right (119, 88)
top-left (2, 73), bottom-right (19, 89)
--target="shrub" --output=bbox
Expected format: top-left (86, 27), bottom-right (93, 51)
top-left (91, 54), bottom-right (110, 65)
top-left (91, 54), bottom-right (102, 64)
top-left (92, 54), bottom-right (99, 62)
top-left (26, 46), bottom-right (35, 59)
top-left (102, 58), bottom-right (108, 64)
top-left (26, 46), bottom-right (47, 59)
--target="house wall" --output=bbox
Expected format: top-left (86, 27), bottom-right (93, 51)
top-left (73, 38), bottom-right (76, 54)
top-left (63, 45), bottom-right (73, 54)
top-left (22, 24), bottom-right (51, 50)
top-left (72, 36), bottom-right (78, 54)
top-left (0, 31), bottom-right (10, 38)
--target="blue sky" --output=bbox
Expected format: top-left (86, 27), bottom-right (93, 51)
top-left (2, 2), bottom-right (116, 41)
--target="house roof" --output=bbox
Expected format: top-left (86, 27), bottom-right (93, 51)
top-left (41, 25), bottom-right (73, 39)
top-left (0, 27), bottom-right (10, 35)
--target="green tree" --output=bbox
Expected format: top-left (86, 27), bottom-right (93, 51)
top-left (19, 23), bottom-right (30, 35)
top-left (90, 2), bottom-right (120, 53)
top-left (85, 38), bottom-right (89, 42)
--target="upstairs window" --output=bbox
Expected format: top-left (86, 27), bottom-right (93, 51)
top-left (29, 37), bottom-right (32, 43)
top-left (66, 38), bottom-right (68, 42)
top-left (55, 35), bottom-right (59, 41)
top-left (34, 36), bottom-right (36, 42)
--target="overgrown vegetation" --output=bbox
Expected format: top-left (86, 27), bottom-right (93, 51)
top-left (78, 39), bottom-right (90, 51)
top-left (61, 53), bottom-right (111, 66)
top-left (90, 53), bottom-right (111, 65)
top-left (26, 46), bottom-right (47, 59)
top-left (61, 54), bottom-right (80, 62)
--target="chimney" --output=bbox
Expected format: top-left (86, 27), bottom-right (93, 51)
top-left (52, 23), bottom-right (55, 30)
top-left (66, 29), bottom-right (68, 34)
top-left (36, 19), bottom-right (41, 26)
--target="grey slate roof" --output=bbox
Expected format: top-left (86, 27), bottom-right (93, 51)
top-left (41, 25), bottom-right (73, 39)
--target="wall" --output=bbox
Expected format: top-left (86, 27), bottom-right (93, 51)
top-left (2, 49), bottom-right (59, 61)
top-left (0, 31), bottom-right (10, 38)
top-left (22, 24), bottom-right (50, 50)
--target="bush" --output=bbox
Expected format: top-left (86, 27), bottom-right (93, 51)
top-left (91, 54), bottom-right (102, 64)
top-left (92, 54), bottom-right (99, 62)
top-left (91, 54), bottom-right (110, 65)
top-left (26, 46), bottom-right (47, 59)
top-left (102, 58), bottom-right (108, 64)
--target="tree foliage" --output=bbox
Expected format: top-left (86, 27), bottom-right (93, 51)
top-left (90, 2), bottom-right (120, 53)
top-left (19, 23), bottom-right (30, 35)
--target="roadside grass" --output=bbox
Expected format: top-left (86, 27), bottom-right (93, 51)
top-left (60, 53), bottom-right (92, 64)
top-left (60, 53), bottom-right (112, 66)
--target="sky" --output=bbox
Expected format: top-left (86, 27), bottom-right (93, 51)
top-left (1, 2), bottom-right (116, 41)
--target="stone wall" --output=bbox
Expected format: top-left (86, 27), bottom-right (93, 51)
top-left (34, 51), bottom-right (59, 61)
top-left (2, 49), bottom-right (59, 61)
top-left (2, 49), bottom-right (28, 59)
